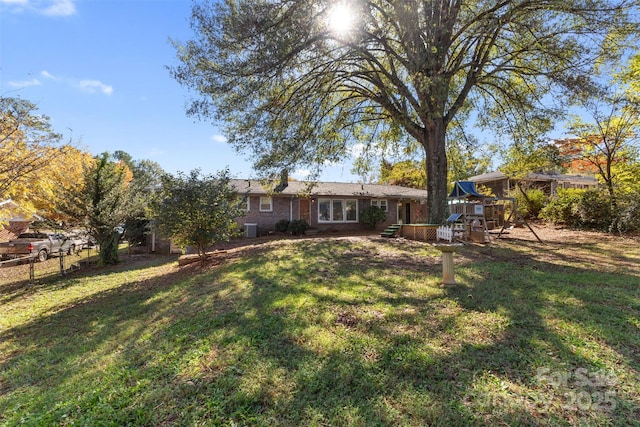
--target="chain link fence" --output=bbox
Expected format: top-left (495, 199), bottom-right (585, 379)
top-left (0, 247), bottom-right (99, 285)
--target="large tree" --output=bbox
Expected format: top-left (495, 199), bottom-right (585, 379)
top-left (171, 0), bottom-right (637, 223)
top-left (62, 153), bottom-right (133, 265)
top-left (152, 169), bottom-right (245, 261)
top-left (0, 97), bottom-right (93, 225)
top-left (561, 91), bottom-right (639, 216)
top-left (112, 151), bottom-right (166, 247)
top-left (1, 97), bottom-right (62, 198)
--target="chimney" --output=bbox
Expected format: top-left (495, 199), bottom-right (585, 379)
top-left (275, 169), bottom-right (288, 192)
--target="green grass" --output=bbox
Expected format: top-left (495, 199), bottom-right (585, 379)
top-left (1, 235), bottom-right (639, 426)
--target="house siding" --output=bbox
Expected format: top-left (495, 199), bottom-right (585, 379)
top-left (231, 179), bottom-right (430, 235)
top-left (236, 195), bottom-right (416, 234)
top-left (238, 195), bottom-right (296, 233)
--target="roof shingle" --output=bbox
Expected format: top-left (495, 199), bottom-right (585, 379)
top-left (230, 179), bottom-right (428, 199)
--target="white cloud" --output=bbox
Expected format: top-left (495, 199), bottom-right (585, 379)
top-left (40, 70), bottom-right (58, 80)
top-left (0, 0), bottom-right (27, 14)
top-left (350, 143), bottom-right (366, 158)
top-left (211, 134), bottom-right (228, 143)
top-left (41, 0), bottom-right (76, 16)
top-left (292, 169), bottom-right (311, 179)
top-left (148, 148), bottom-right (165, 157)
top-left (78, 79), bottom-right (113, 96)
top-left (0, 0), bottom-right (77, 16)
top-left (30, 70), bottom-right (113, 96)
top-left (8, 78), bottom-right (41, 88)
top-left (350, 142), bottom-right (384, 158)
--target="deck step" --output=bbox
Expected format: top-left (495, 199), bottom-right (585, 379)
top-left (380, 224), bottom-right (402, 238)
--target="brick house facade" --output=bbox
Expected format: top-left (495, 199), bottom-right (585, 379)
top-left (230, 179), bottom-right (429, 235)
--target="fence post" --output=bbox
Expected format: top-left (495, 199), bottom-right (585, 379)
top-left (29, 256), bottom-right (35, 284)
top-left (59, 249), bottom-right (65, 276)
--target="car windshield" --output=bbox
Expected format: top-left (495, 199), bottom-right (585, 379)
top-left (17, 233), bottom-right (48, 239)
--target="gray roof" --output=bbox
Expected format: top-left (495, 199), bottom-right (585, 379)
top-left (526, 172), bottom-right (598, 184)
top-left (230, 179), bottom-right (428, 199)
top-left (468, 171), bottom-right (597, 184)
top-left (467, 171), bottom-right (507, 182)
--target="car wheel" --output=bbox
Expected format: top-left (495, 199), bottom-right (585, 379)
top-left (37, 249), bottom-right (48, 262)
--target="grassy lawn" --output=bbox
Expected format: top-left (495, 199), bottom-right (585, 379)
top-left (1, 231), bottom-right (639, 426)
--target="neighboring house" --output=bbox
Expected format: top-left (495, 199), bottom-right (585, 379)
top-left (230, 178), bottom-right (429, 234)
top-left (468, 171), bottom-right (598, 198)
top-left (0, 199), bottom-right (41, 242)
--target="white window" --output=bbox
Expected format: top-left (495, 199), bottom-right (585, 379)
top-left (318, 198), bottom-right (358, 222)
top-left (371, 199), bottom-right (388, 212)
top-left (346, 199), bottom-right (357, 221)
top-left (333, 200), bottom-right (344, 221)
top-left (259, 196), bottom-right (273, 212)
top-left (319, 199), bottom-right (331, 221)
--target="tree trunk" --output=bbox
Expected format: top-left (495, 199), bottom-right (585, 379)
top-left (99, 231), bottom-right (120, 266)
top-left (423, 120), bottom-right (449, 224)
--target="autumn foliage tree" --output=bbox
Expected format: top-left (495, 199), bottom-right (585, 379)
top-left (0, 97), bottom-right (61, 198)
top-left (560, 92), bottom-right (639, 216)
top-left (0, 97), bottom-right (91, 224)
top-left (379, 159), bottom-right (426, 189)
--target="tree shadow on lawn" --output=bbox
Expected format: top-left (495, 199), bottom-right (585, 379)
top-left (170, 238), bottom-right (640, 425)
top-left (0, 253), bottom-right (204, 422)
top-left (1, 237), bottom-right (638, 425)
top-left (0, 251), bottom-right (180, 306)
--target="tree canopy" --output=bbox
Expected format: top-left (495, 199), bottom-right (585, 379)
top-left (172, 0), bottom-right (638, 223)
top-left (152, 169), bottom-right (245, 261)
top-left (0, 97), bottom-right (92, 224)
top-left (563, 91), bottom-right (639, 217)
top-left (60, 153), bottom-right (134, 265)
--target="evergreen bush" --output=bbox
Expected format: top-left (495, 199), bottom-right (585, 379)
top-left (359, 206), bottom-right (387, 229)
top-left (275, 219), bottom-right (290, 232)
top-left (511, 188), bottom-right (548, 219)
top-left (287, 219), bottom-right (309, 235)
top-left (539, 188), bottom-right (584, 227)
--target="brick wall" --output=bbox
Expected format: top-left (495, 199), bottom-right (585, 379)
top-left (236, 195), bottom-right (424, 235)
top-left (237, 195), bottom-right (297, 234)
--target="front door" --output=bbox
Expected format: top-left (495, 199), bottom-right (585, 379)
top-left (405, 202), bottom-right (411, 224)
top-left (300, 198), bottom-right (310, 223)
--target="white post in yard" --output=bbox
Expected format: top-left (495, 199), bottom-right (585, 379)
top-left (433, 243), bottom-right (463, 285)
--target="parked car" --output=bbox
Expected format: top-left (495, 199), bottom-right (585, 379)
top-left (74, 231), bottom-right (97, 249)
top-left (0, 232), bottom-right (81, 262)
top-left (62, 233), bottom-right (85, 255)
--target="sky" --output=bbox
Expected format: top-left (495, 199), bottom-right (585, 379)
top-left (0, 0), bottom-right (361, 182)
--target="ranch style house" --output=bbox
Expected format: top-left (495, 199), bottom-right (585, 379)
top-left (230, 178), bottom-right (429, 235)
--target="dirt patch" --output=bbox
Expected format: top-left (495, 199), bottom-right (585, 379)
top-left (490, 220), bottom-right (639, 244)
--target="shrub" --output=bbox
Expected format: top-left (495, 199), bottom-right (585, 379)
top-left (275, 219), bottom-right (290, 232)
top-left (510, 187), bottom-right (548, 219)
top-left (359, 206), bottom-right (387, 229)
top-left (287, 219), bottom-right (309, 235)
top-left (540, 188), bottom-right (616, 231)
top-left (613, 191), bottom-right (640, 233)
top-left (540, 188), bottom-right (584, 227)
top-left (575, 189), bottom-right (611, 230)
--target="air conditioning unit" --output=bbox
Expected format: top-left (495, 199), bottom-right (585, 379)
top-left (244, 223), bottom-right (258, 238)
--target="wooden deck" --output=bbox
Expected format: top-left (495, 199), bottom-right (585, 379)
top-left (399, 224), bottom-right (439, 241)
